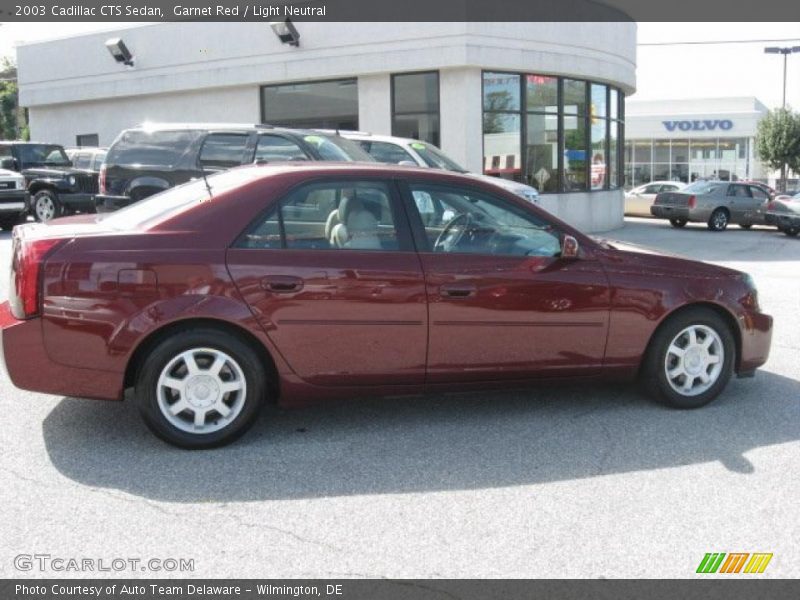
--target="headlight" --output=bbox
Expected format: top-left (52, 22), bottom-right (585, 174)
top-left (67, 175), bottom-right (76, 186)
top-left (14, 178), bottom-right (25, 190)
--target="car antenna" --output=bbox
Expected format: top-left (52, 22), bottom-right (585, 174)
top-left (197, 136), bottom-right (214, 198)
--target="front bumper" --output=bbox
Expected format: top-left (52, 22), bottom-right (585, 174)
top-left (0, 190), bottom-right (30, 214)
top-left (0, 301), bottom-right (123, 400)
top-left (95, 194), bottom-right (135, 213)
top-left (738, 310), bottom-right (773, 374)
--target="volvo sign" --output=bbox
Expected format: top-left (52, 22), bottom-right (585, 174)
top-left (663, 120), bottom-right (734, 132)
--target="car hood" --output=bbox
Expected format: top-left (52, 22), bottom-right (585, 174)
top-left (593, 237), bottom-right (742, 278)
top-left (466, 173), bottom-right (539, 198)
top-left (21, 167), bottom-right (71, 179)
top-left (0, 168), bottom-right (21, 178)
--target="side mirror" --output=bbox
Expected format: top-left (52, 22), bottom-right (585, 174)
top-left (561, 235), bottom-right (580, 259)
top-left (0, 157), bottom-right (17, 171)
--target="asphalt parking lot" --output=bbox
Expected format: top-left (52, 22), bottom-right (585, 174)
top-left (0, 217), bottom-right (798, 579)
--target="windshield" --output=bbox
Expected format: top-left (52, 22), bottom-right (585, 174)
top-left (99, 168), bottom-right (265, 230)
top-left (18, 144), bottom-right (70, 167)
top-left (683, 181), bottom-right (723, 195)
top-left (303, 134), bottom-right (375, 162)
top-left (410, 142), bottom-right (467, 172)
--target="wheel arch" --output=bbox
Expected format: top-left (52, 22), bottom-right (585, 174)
top-left (639, 301), bottom-right (742, 375)
top-left (28, 182), bottom-right (58, 196)
top-left (123, 317), bottom-right (280, 403)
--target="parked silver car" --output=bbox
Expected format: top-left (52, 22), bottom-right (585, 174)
top-left (651, 180), bottom-right (771, 231)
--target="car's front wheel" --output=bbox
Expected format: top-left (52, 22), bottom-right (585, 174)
top-left (785, 226), bottom-right (799, 237)
top-left (642, 308), bottom-right (735, 409)
top-left (32, 189), bottom-right (63, 222)
top-left (134, 328), bottom-right (267, 449)
top-left (669, 218), bottom-right (687, 228)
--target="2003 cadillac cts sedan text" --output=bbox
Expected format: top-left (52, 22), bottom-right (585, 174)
top-left (0, 164), bottom-right (773, 448)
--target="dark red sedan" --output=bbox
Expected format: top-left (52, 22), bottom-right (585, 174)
top-left (0, 164), bottom-right (773, 448)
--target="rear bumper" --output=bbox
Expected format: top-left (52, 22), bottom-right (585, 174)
top-left (0, 302), bottom-right (123, 401)
top-left (651, 205), bottom-right (689, 220)
top-left (95, 194), bottom-right (135, 213)
top-left (738, 310), bottom-right (773, 374)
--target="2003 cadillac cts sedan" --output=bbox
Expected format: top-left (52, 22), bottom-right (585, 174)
top-left (0, 163), bottom-right (773, 448)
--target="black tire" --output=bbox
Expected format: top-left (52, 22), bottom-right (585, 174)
top-left (32, 189), bottom-right (63, 222)
top-left (785, 227), bottom-right (799, 237)
top-left (641, 307), bottom-right (735, 409)
top-left (0, 214), bottom-right (24, 231)
top-left (739, 223), bottom-right (752, 229)
top-left (669, 218), bottom-right (687, 228)
top-left (134, 328), bottom-right (267, 449)
top-left (707, 208), bottom-right (729, 232)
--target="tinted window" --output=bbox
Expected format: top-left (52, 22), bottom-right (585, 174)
top-left (254, 135), bottom-right (308, 162)
top-left (662, 185), bottom-right (680, 192)
top-left (73, 153), bottom-right (92, 169)
top-left (16, 144), bottom-right (70, 167)
top-left (261, 79), bottom-right (358, 130)
top-left (199, 134), bottom-right (249, 169)
top-left (727, 185), bottom-right (751, 198)
top-left (750, 186), bottom-right (768, 201)
top-left (90, 151), bottom-right (107, 170)
top-left (107, 130), bottom-right (200, 168)
top-left (238, 181), bottom-right (400, 251)
top-left (642, 184), bottom-right (661, 194)
top-left (408, 183), bottom-right (561, 257)
top-left (301, 134), bottom-right (374, 162)
top-left (360, 141), bottom-right (416, 164)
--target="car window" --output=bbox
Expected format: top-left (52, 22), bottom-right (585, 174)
top-left (254, 135), bottom-right (308, 162)
top-left (199, 133), bottom-right (249, 169)
top-left (411, 142), bottom-right (467, 172)
top-left (750, 186), bottom-right (768, 201)
top-left (642, 184), bottom-right (661, 194)
top-left (662, 185), bottom-right (680, 192)
top-left (684, 181), bottom-right (723, 195)
top-left (301, 134), bottom-right (375, 162)
top-left (91, 151), bottom-right (107, 170)
top-left (727, 185), bottom-right (751, 198)
top-left (107, 130), bottom-right (199, 168)
top-left (73, 152), bottom-right (91, 169)
top-left (408, 183), bottom-right (561, 257)
top-left (237, 181), bottom-right (400, 251)
top-left (361, 141), bottom-right (416, 164)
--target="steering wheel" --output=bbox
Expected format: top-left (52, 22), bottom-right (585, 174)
top-left (434, 213), bottom-right (472, 252)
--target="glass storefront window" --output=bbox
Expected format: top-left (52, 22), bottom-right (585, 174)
top-left (526, 75), bottom-right (558, 112)
top-left (564, 115), bottom-right (588, 191)
top-left (633, 140), bottom-right (652, 163)
top-left (691, 140), bottom-right (717, 160)
top-left (591, 84), bottom-right (607, 120)
top-left (718, 139), bottom-right (737, 161)
top-left (392, 72), bottom-right (440, 146)
top-left (483, 72), bottom-right (521, 111)
top-left (563, 79), bottom-right (587, 115)
top-left (652, 163), bottom-right (671, 181)
top-left (633, 164), bottom-right (652, 187)
top-left (482, 71), bottom-right (623, 193)
top-left (261, 79), bottom-right (358, 129)
top-left (671, 139), bottom-right (689, 163)
top-left (653, 139), bottom-right (670, 163)
top-left (525, 113), bottom-right (559, 193)
top-left (483, 113), bottom-right (522, 178)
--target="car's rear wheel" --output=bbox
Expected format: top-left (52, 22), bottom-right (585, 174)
top-left (134, 329), bottom-right (267, 449)
top-left (642, 308), bottom-right (735, 409)
top-left (707, 208), bottom-right (729, 232)
top-left (669, 218), bottom-right (687, 228)
top-left (785, 227), bottom-right (799, 237)
top-left (32, 189), bottom-right (63, 222)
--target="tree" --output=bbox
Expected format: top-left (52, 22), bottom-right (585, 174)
top-left (0, 57), bottom-right (28, 141)
top-left (754, 107), bottom-right (800, 193)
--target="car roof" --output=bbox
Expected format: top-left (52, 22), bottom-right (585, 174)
top-left (337, 132), bottom-right (426, 145)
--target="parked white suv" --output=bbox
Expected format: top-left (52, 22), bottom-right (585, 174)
top-left (334, 132), bottom-right (540, 204)
top-left (0, 167), bottom-right (29, 231)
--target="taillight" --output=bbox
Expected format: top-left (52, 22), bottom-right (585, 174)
top-left (98, 163), bottom-right (107, 195)
top-left (9, 234), bottom-right (64, 319)
top-left (687, 195), bottom-right (697, 209)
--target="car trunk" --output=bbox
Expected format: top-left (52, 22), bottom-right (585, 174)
top-left (654, 191), bottom-right (691, 206)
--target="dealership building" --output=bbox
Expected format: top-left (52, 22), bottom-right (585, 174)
top-left (624, 97), bottom-right (770, 188)
top-left (16, 22), bottom-right (636, 232)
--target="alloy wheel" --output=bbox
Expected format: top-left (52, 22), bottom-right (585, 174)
top-left (156, 347), bottom-right (247, 434)
top-left (663, 325), bottom-right (724, 397)
top-left (35, 195), bottom-right (55, 222)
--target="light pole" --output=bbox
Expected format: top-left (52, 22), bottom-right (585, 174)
top-left (764, 46), bottom-right (800, 108)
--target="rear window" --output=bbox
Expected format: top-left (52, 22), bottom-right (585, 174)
top-left (303, 134), bottom-right (375, 162)
top-left (99, 168), bottom-right (264, 230)
top-left (683, 181), bottom-right (722, 195)
top-left (106, 129), bottom-right (201, 168)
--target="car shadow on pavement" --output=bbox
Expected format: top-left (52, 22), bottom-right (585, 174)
top-left (42, 370), bottom-right (800, 503)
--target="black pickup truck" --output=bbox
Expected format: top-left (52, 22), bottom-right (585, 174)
top-left (0, 141), bottom-right (99, 222)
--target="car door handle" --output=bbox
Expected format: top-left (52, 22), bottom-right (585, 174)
top-left (261, 275), bottom-right (304, 293)
top-left (439, 283), bottom-right (476, 299)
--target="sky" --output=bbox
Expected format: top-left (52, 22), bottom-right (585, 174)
top-left (1, 21), bottom-right (799, 110)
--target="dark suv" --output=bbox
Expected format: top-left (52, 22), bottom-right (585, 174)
top-left (0, 142), bottom-right (99, 222)
top-left (95, 124), bottom-right (375, 212)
